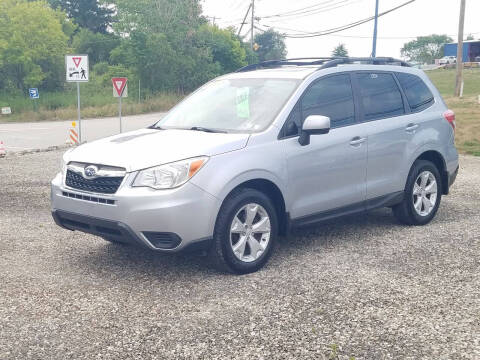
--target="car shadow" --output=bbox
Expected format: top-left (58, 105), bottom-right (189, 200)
top-left (69, 207), bottom-right (401, 280)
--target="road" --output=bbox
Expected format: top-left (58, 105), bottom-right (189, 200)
top-left (0, 112), bottom-right (165, 153)
top-left (1, 150), bottom-right (479, 359)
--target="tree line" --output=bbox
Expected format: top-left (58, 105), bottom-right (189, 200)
top-left (0, 0), bottom-right (287, 95)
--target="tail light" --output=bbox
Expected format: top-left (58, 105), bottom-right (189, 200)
top-left (443, 110), bottom-right (456, 132)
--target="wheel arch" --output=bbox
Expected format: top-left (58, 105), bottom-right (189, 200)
top-left (412, 150), bottom-right (448, 195)
top-left (220, 178), bottom-right (289, 236)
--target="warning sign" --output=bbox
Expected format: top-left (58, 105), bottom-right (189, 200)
top-left (112, 77), bottom-right (128, 98)
top-left (65, 55), bottom-right (89, 82)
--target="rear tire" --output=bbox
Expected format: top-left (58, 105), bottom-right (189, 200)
top-left (209, 188), bottom-right (278, 274)
top-left (393, 160), bottom-right (442, 225)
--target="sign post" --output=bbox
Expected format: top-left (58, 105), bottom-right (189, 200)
top-left (112, 77), bottom-right (128, 133)
top-left (66, 55), bottom-right (89, 143)
top-left (29, 88), bottom-right (39, 111)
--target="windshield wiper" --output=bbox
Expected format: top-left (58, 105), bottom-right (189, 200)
top-left (148, 124), bottom-right (164, 130)
top-left (189, 126), bottom-right (227, 133)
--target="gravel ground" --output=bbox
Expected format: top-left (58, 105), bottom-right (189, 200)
top-left (0, 150), bottom-right (479, 360)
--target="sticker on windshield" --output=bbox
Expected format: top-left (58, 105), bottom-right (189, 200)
top-left (236, 87), bottom-right (250, 119)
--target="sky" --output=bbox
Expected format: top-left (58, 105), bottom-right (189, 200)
top-left (201, 0), bottom-right (480, 59)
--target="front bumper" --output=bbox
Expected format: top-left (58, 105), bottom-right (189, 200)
top-left (51, 172), bottom-right (221, 252)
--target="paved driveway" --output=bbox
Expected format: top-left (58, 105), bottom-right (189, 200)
top-left (0, 112), bottom-right (165, 152)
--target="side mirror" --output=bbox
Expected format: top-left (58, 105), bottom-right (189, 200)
top-left (299, 115), bottom-right (330, 146)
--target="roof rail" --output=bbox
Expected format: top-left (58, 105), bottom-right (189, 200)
top-left (236, 57), bottom-right (410, 72)
top-left (236, 58), bottom-right (331, 72)
top-left (319, 57), bottom-right (410, 69)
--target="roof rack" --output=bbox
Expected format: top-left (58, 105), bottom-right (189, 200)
top-left (236, 57), bottom-right (410, 72)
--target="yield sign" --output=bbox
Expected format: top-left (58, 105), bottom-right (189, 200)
top-left (72, 57), bottom-right (82, 68)
top-left (112, 77), bottom-right (128, 97)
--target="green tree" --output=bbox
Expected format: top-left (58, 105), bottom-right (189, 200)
top-left (253, 29), bottom-right (287, 62)
top-left (72, 28), bottom-right (120, 65)
top-left (47, 0), bottom-right (115, 33)
top-left (0, 0), bottom-right (70, 92)
top-left (196, 24), bottom-right (247, 73)
top-left (466, 34), bottom-right (474, 41)
top-left (112, 0), bottom-right (228, 92)
top-left (401, 34), bottom-right (453, 64)
top-left (332, 43), bottom-right (348, 57)
top-left (114, 0), bottom-right (205, 38)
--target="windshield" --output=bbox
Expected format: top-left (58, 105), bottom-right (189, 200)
top-left (155, 78), bottom-right (300, 133)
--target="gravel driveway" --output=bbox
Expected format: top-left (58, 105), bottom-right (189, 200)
top-left (1, 150), bottom-right (479, 359)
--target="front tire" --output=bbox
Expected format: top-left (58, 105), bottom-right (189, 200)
top-left (209, 188), bottom-right (278, 274)
top-left (393, 160), bottom-right (442, 225)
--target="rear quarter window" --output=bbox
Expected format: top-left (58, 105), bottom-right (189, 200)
top-left (396, 72), bottom-right (435, 112)
top-left (356, 72), bottom-right (405, 121)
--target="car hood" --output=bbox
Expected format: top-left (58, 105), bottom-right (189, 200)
top-left (64, 128), bottom-right (250, 172)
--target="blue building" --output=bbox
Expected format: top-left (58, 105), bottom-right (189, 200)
top-left (444, 40), bottom-right (480, 62)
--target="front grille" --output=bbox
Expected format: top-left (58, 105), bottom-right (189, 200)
top-left (66, 170), bottom-right (123, 194)
top-left (62, 191), bottom-right (115, 205)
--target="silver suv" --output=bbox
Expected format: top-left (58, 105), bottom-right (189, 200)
top-left (51, 57), bottom-right (459, 274)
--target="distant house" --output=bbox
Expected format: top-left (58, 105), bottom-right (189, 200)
top-left (444, 40), bottom-right (480, 62)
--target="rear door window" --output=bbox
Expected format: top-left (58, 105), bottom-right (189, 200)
top-left (396, 72), bottom-right (435, 112)
top-left (357, 72), bottom-right (405, 121)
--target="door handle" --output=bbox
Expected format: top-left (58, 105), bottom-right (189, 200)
top-left (349, 136), bottom-right (366, 146)
top-left (406, 123), bottom-right (419, 132)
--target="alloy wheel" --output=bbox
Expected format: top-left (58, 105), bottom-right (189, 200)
top-left (412, 170), bottom-right (438, 217)
top-left (229, 203), bottom-right (271, 263)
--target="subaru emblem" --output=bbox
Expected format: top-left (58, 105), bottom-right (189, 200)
top-left (84, 165), bottom-right (98, 179)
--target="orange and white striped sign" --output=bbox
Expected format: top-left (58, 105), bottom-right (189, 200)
top-left (66, 121), bottom-right (79, 145)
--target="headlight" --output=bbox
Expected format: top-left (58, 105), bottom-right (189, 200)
top-left (132, 156), bottom-right (208, 190)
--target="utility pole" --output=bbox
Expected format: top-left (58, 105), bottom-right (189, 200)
top-left (372, 0), bottom-right (379, 57)
top-left (455, 0), bottom-right (466, 97)
top-left (237, 3), bottom-right (252, 37)
top-left (251, 0), bottom-right (255, 51)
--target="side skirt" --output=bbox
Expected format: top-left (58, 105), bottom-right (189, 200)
top-left (290, 191), bottom-right (404, 229)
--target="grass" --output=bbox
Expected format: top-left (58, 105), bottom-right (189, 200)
top-left (0, 83), bottom-right (183, 123)
top-left (0, 93), bottom-right (182, 123)
top-left (426, 68), bottom-right (480, 156)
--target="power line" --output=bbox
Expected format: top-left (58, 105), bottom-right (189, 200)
top-left (256, 23), bottom-right (412, 39)
top-left (230, 0), bottom-right (246, 14)
top-left (263, 0), bottom-right (365, 23)
top-left (212, 0), bottom-right (358, 26)
top-left (274, 0), bottom-right (416, 38)
top-left (257, 21), bottom-right (480, 40)
top-left (259, 0), bottom-right (352, 19)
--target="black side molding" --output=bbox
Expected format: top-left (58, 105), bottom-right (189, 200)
top-left (290, 191), bottom-right (404, 229)
top-left (366, 191), bottom-right (404, 210)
